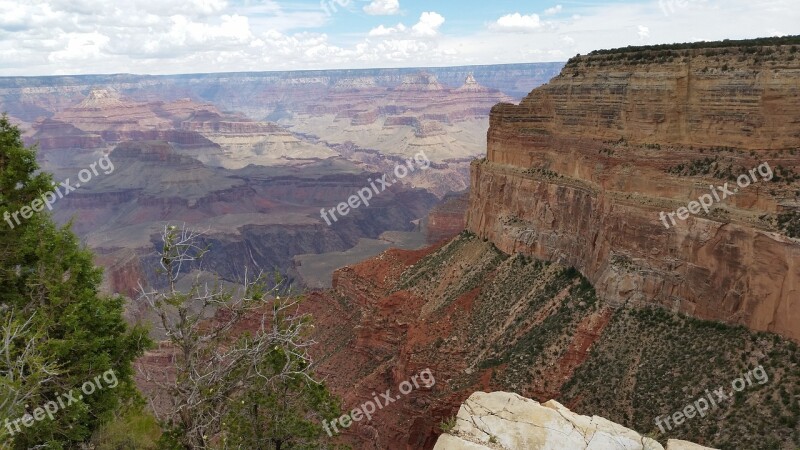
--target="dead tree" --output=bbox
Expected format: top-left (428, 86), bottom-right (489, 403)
top-left (137, 225), bottom-right (317, 449)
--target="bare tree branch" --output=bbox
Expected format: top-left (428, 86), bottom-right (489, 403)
top-left (137, 224), bottom-right (318, 448)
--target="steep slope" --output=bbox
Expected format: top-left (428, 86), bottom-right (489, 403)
top-left (467, 36), bottom-right (800, 340)
top-left (307, 233), bottom-right (800, 450)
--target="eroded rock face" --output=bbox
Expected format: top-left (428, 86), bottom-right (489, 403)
top-left (424, 191), bottom-right (469, 243)
top-left (433, 392), bottom-right (714, 450)
top-left (467, 43), bottom-right (800, 340)
top-left (52, 140), bottom-right (437, 295)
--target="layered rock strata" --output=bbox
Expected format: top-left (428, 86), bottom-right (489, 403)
top-left (467, 40), bottom-right (800, 340)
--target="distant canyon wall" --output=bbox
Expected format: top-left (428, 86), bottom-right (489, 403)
top-left (0, 63), bottom-right (564, 122)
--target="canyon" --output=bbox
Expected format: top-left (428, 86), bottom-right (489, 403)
top-left (9, 38), bottom-right (800, 449)
top-left (291, 37), bottom-right (800, 450)
top-left (0, 64), bottom-right (562, 295)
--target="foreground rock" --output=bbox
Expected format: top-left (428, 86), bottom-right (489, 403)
top-left (434, 392), bottom-right (716, 450)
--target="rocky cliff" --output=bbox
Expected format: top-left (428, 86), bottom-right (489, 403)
top-left (423, 191), bottom-right (468, 243)
top-left (434, 392), bottom-right (714, 450)
top-left (304, 232), bottom-right (800, 450)
top-left (466, 37), bottom-right (800, 340)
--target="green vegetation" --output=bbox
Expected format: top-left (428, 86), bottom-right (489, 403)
top-left (772, 165), bottom-right (799, 183)
top-left (667, 157), bottom-right (720, 177)
top-left (776, 209), bottom-right (800, 238)
top-left (222, 355), bottom-right (344, 449)
top-left (561, 307), bottom-right (800, 450)
top-left (585, 35), bottom-right (800, 57)
top-left (666, 157), bottom-right (798, 184)
top-left (397, 235), bottom-right (800, 449)
top-left (470, 260), bottom-right (599, 394)
top-left (522, 167), bottom-right (562, 178)
top-left (144, 227), bottom-right (342, 449)
top-left (565, 35), bottom-right (800, 69)
top-left (0, 116), bottom-right (341, 449)
top-left (438, 416), bottom-right (457, 433)
top-left (0, 115), bottom-right (152, 448)
top-left (394, 231), bottom-right (507, 307)
top-left (88, 409), bottom-right (162, 450)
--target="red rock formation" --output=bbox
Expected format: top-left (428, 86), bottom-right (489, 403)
top-left (424, 192), bottom-right (468, 243)
top-left (467, 43), bottom-right (800, 340)
top-left (30, 118), bottom-right (105, 150)
top-left (296, 229), bottom-right (626, 449)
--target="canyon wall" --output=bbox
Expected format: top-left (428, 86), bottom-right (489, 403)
top-left (299, 233), bottom-right (800, 449)
top-left (467, 42), bottom-right (800, 340)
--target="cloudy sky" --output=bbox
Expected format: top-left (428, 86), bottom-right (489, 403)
top-left (0, 0), bottom-right (797, 76)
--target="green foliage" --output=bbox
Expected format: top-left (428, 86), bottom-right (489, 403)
top-left (222, 330), bottom-right (343, 449)
top-left (394, 231), bottom-right (507, 303)
top-left (144, 226), bottom-right (341, 449)
top-left (0, 115), bottom-right (152, 449)
top-left (560, 306), bottom-right (800, 449)
top-left (222, 357), bottom-right (344, 449)
top-left (776, 209), bottom-right (800, 238)
top-left (89, 407), bottom-right (162, 450)
top-left (771, 164), bottom-right (799, 183)
top-left (565, 35), bottom-right (800, 69)
top-left (587, 35), bottom-right (800, 57)
top-left (438, 416), bottom-right (457, 433)
top-left (667, 157), bottom-right (719, 177)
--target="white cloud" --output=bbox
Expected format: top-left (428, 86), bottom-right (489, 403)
top-left (638, 25), bottom-right (650, 40)
top-left (48, 31), bottom-right (109, 62)
top-left (411, 11), bottom-right (445, 37)
top-left (544, 5), bottom-right (563, 16)
top-left (368, 23), bottom-right (407, 36)
top-left (493, 13), bottom-right (542, 32)
top-left (363, 0), bottom-right (400, 16)
top-left (0, 0), bottom-right (799, 75)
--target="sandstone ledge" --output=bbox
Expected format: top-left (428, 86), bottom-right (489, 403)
top-left (434, 392), bottom-right (716, 450)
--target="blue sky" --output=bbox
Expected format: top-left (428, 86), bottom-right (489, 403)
top-left (0, 0), bottom-right (797, 75)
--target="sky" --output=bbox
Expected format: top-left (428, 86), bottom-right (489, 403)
top-left (0, 0), bottom-right (798, 76)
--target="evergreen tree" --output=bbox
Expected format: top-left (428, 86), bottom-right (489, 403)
top-left (0, 115), bottom-right (151, 448)
top-left (223, 349), bottom-right (344, 450)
